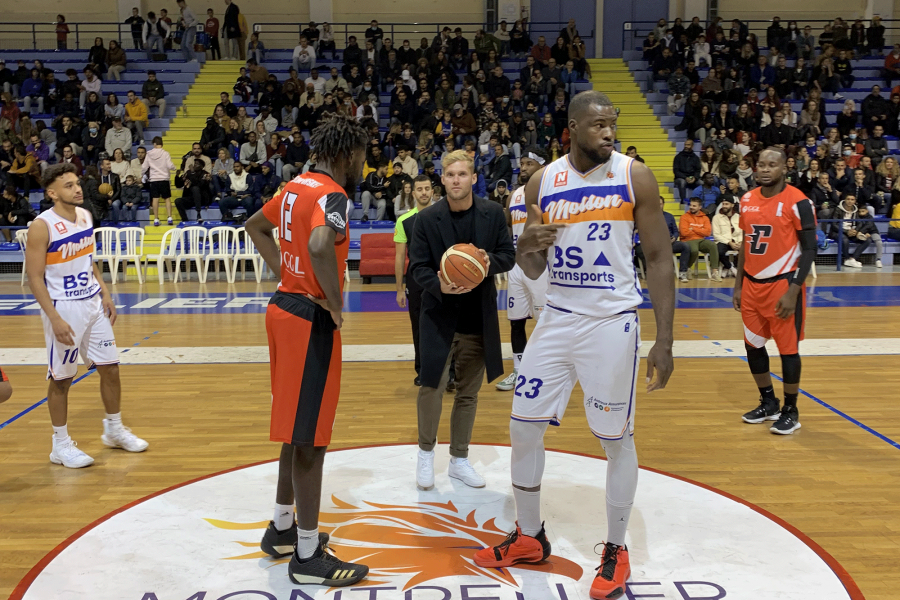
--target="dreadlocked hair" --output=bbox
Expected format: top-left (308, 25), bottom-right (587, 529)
top-left (309, 113), bottom-right (370, 166)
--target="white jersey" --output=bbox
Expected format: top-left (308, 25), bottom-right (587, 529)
top-left (509, 185), bottom-right (528, 250)
top-left (537, 151), bottom-right (641, 318)
top-left (35, 207), bottom-right (101, 301)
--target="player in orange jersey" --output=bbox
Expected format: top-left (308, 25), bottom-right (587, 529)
top-left (245, 114), bottom-right (370, 586)
top-left (733, 147), bottom-right (818, 435)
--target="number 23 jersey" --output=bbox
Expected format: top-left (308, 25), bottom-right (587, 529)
top-left (738, 184), bottom-right (816, 279)
top-left (537, 152), bottom-right (642, 318)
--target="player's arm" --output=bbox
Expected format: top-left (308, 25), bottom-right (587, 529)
top-left (516, 167), bottom-right (565, 280)
top-left (92, 262), bottom-right (117, 326)
top-left (308, 225), bottom-right (343, 327)
top-left (631, 161), bottom-right (675, 392)
top-left (775, 198), bottom-right (817, 319)
top-left (394, 240), bottom-right (407, 308)
top-left (245, 210), bottom-right (281, 274)
top-left (733, 241), bottom-right (746, 312)
top-left (24, 220), bottom-right (75, 346)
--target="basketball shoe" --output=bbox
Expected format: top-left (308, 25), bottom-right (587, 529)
top-left (496, 369), bottom-right (517, 391)
top-left (472, 524), bottom-right (551, 568)
top-left (49, 436), bottom-right (94, 468)
top-left (260, 522), bottom-right (330, 558)
top-left (101, 419), bottom-right (149, 452)
top-left (288, 542), bottom-right (368, 586)
top-left (741, 398), bottom-right (781, 424)
top-left (770, 405), bottom-right (801, 435)
top-left (590, 542), bottom-right (630, 600)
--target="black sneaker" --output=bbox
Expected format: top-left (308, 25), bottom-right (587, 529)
top-left (288, 543), bottom-right (368, 586)
top-left (260, 522), bottom-right (330, 558)
top-left (770, 406), bottom-right (801, 435)
top-left (413, 376), bottom-right (421, 386)
top-left (742, 398), bottom-right (781, 424)
top-left (445, 378), bottom-right (457, 393)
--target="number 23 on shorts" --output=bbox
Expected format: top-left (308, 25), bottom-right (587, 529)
top-left (514, 376), bottom-right (543, 398)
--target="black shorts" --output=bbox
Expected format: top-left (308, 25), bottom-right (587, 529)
top-left (149, 180), bottom-right (172, 199)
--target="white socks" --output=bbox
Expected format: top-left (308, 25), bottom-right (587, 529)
top-left (513, 353), bottom-right (522, 371)
top-left (513, 487), bottom-right (542, 537)
top-left (106, 413), bottom-right (122, 425)
top-left (274, 504), bottom-right (294, 531)
top-left (601, 435), bottom-right (639, 547)
top-left (52, 424), bottom-right (69, 442)
top-left (296, 527), bottom-right (319, 559)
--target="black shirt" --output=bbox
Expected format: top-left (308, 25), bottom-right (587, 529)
top-left (448, 204), bottom-right (483, 334)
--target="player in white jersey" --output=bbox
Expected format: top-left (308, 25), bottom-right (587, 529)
top-left (496, 146), bottom-right (550, 391)
top-left (25, 163), bottom-right (148, 469)
top-left (473, 92), bottom-right (676, 600)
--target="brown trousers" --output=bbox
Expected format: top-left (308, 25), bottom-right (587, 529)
top-left (417, 333), bottom-right (485, 458)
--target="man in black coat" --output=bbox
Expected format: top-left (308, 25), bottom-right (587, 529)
top-left (408, 150), bottom-right (515, 491)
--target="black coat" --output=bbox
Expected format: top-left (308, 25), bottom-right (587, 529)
top-left (408, 196), bottom-right (515, 387)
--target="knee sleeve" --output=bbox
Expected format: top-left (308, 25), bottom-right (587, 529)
top-left (510, 419), bottom-right (547, 489)
top-left (745, 343), bottom-right (770, 374)
top-left (780, 353), bottom-right (801, 385)
top-left (510, 319), bottom-right (528, 354)
top-left (600, 435), bottom-right (638, 508)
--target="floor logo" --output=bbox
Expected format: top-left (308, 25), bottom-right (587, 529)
top-left (13, 445), bottom-right (861, 600)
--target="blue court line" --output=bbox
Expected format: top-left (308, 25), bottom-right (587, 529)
top-left (0, 331), bottom-right (160, 432)
top-left (683, 322), bottom-right (900, 450)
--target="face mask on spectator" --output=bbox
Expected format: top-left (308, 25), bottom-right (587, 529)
top-left (90, 127), bottom-right (98, 134)
top-left (849, 133), bottom-right (857, 139)
top-left (843, 149), bottom-right (852, 156)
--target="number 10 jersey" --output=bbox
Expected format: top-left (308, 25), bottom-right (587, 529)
top-left (537, 151), bottom-right (642, 318)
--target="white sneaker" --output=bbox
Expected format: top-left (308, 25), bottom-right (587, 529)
top-left (102, 420), bottom-right (149, 452)
top-left (416, 449), bottom-right (435, 490)
top-left (876, 259), bottom-right (883, 268)
top-left (448, 457), bottom-right (486, 488)
top-left (167, 217), bottom-right (173, 225)
top-left (154, 218), bottom-right (160, 226)
top-left (679, 271), bottom-right (689, 282)
top-left (843, 259), bottom-right (861, 268)
top-left (496, 369), bottom-right (517, 391)
top-left (730, 267), bottom-right (738, 277)
top-left (49, 436), bottom-right (95, 468)
top-left (710, 269), bottom-right (722, 282)
top-left (834, 93), bottom-right (844, 100)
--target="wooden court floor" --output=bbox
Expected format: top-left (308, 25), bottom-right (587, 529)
top-left (1, 271), bottom-right (899, 599)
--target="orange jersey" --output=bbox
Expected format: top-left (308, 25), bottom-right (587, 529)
top-left (262, 169), bottom-right (350, 297)
top-left (739, 184), bottom-right (817, 279)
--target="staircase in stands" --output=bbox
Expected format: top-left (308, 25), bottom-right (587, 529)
top-left (142, 60), bottom-right (244, 271)
top-left (588, 58), bottom-right (680, 213)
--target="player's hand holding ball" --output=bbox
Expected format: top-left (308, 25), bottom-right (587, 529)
top-left (518, 204), bottom-right (567, 254)
top-left (438, 243), bottom-right (489, 294)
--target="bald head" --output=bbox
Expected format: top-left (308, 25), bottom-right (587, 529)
top-left (569, 90), bottom-right (614, 122)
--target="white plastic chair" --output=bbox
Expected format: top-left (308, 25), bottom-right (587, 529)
top-left (231, 226), bottom-right (262, 282)
top-left (93, 227), bottom-right (119, 281)
top-left (142, 228), bottom-right (181, 285)
top-left (16, 229), bottom-right (28, 286)
top-left (112, 227), bottom-right (145, 284)
top-left (203, 226), bottom-right (237, 283)
top-left (174, 226), bottom-right (208, 283)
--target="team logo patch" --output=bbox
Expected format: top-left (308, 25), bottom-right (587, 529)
top-left (607, 171), bottom-right (615, 179)
top-left (554, 171), bottom-right (568, 187)
top-left (54, 222), bottom-right (68, 234)
top-left (326, 211), bottom-right (346, 229)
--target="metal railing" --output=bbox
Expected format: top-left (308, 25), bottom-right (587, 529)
top-left (622, 19), bottom-right (900, 55)
top-left (0, 20), bottom-right (594, 56)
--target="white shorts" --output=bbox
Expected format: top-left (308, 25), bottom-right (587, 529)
top-left (507, 265), bottom-right (549, 321)
top-left (42, 294), bottom-right (119, 381)
top-left (511, 307), bottom-right (641, 440)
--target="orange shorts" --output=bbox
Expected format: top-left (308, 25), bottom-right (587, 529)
top-left (266, 292), bottom-right (342, 447)
top-left (741, 277), bottom-right (806, 355)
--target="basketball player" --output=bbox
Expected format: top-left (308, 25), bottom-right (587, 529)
top-left (245, 114), bottom-right (370, 586)
top-left (473, 91), bottom-right (676, 600)
top-left (25, 163), bottom-right (148, 469)
top-left (496, 146), bottom-right (550, 391)
top-left (734, 148), bottom-right (817, 435)
top-left (0, 367), bottom-right (11, 403)
top-left (395, 174), bottom-right (434, 386)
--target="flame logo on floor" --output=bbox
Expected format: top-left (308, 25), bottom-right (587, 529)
top-left (206, 496), bottom-right (584, 589)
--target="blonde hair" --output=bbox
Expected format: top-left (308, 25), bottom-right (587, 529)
top-left (441, 149), bottom-right (475, 173)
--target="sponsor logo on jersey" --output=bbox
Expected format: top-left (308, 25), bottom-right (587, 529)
top-left (545, 193), bottom-right (626, 222)
top-left (554, 171), bottom-right (568, 187)
top-left (97, 339), bottom-right (117, 348)
top-left (54, 222), bottom-right (68, 234)
top-left (293, 176), bottom-right (324, 188)
top-left (742, 205), bottom-right (761, 212)
top-left (56, 235), bottom-right (95, 260)
top-left (606, 171), bottom-right (615, 179)
top-left (326, 211), bottom-right (346, 229)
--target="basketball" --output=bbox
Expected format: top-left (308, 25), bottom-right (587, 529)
top-left (440, 243), bottom-right (488, 289)
top-left (99, 183), bottom-right (113, 196)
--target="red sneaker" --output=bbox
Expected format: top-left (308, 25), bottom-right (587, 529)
top-left (472, 524), bottom-right (551, 568)
top-left (590, 542), bottom-right (630, 600)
